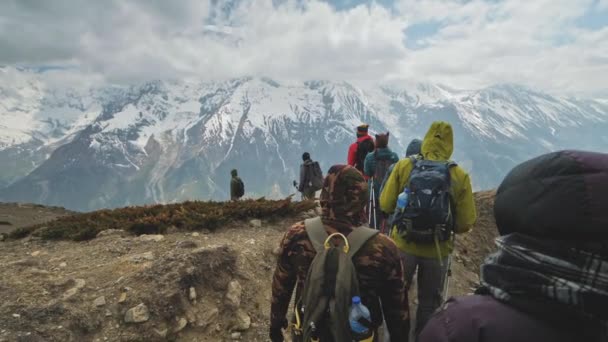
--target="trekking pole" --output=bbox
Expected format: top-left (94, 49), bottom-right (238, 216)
top-left (442, 234), bottom-right (455, 300)
top-left (371, 179), bottom-right (378, 230)
top-left (368, 179), bottom-right (373, 227)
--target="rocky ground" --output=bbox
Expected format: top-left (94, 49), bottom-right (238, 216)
top-left (0, 192), bottom-right (498, 342)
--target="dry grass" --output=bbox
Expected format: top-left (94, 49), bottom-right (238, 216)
top-left (9, 197), bottom-right (316, 241)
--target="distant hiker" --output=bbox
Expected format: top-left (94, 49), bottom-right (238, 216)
top-left (348, 124), bottom-right (375, 174)
top-left (380, 121), bottom-right (477, 335)
top-left (405, 138), bottom-right (422, 158)
top-left (419, 150), bottom-right (608, 342)
top-left (298, 152), bottom-right (324, 200)
top-left (270, 165), bottom-right (410, 342)
top-left (230, 169), bottom-right (245, 201)
top-left (380, 138), bottom-right (423, 198)
top-left (364, 132), bottom-right (398, 231)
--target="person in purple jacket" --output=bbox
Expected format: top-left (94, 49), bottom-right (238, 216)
top-left (419, 150), bottom-right (608, 342)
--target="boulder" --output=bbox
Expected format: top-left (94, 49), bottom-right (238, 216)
top-left (225, 280), bottom-right (242, 308)
top-left (93, 296), bottom-right (106, 307)
top-left (176, 240), bottom-right (198, 249)
top-left (139, 234), bottom-right (165, 242)
top-left (249, 219), bottom-right (262, 228)
top-left (96, 229), bottom-right (126, 238)
top-left (232, 309), bottom-right (251, 331)
top-left (124, 303), bottom-right (150, 323)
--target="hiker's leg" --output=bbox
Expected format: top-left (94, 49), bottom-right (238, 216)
top-left (414, 255), bottom-right (449, 335)
top-left (400, 252), bottom-right (417, 292)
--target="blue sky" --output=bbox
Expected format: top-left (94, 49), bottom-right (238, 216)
top-left (1, 0), bottom-right (607, 95)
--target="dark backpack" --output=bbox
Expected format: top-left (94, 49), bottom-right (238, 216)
top-left (293, 218), bottom-right (378, 342)
top-left (372, 151), bottom-right (394, 187)
top-left (309, 161), bottom-right (324, 191)
top-left (235, 177), bottom-right (245, 198)
top-left (355, 139), bottom-right (375, 172)
top-left (395, 158), bottom-right (456, 244)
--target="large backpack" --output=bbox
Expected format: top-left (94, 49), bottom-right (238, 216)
top-left (235, 177), bottom-right (245, 198)
top-left (395, 158), bottom-right (456, 244)
top-left (309, 161), bottom-right (324, 192)
top-left (372, 151), bottom-right (394, 188)
top-left (293, 217), bottom-right (378, 342)
top-left (355, 139), bottom-right (375, 173)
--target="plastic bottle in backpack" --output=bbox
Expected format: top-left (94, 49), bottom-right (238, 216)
top-left (349, 296), bottom-right (373, 341)
top-left (396, 188), bottom-right (410, 212)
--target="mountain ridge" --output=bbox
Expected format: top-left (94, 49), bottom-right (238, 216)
top-left (1, 68), bottom-right (607, 211)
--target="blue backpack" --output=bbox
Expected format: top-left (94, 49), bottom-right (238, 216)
top-left (395, 157), bottom-right (456, 244)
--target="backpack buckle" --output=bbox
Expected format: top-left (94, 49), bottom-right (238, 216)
top-left (323, 233), bottom-right (350, 253)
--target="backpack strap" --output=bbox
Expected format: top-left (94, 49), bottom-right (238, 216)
top-left (305, 217), bottom-right (328, 254)
top-left (346, 226), bottom-right (379, 259)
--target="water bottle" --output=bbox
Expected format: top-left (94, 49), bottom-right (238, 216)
top-left (349, 296), bottom-right (372, 340)
top-left (396, 188), bottom-right (410, 212)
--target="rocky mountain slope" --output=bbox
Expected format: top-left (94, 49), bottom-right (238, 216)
top-left (0, 192), bottom-right (497, 341)
top-left (1, 67), bottom-right (607, 211)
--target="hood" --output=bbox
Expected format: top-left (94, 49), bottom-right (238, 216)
top-left (421, 121), bottom-right (453, 161)
top-left (406, 139), bottom-right (422, 157)
top-left (320, 164), bottom-right (368, 226)
top-left (231, 169), bottom-right (238, 177)
top-left (303, 159), bottom-right (314, 166)
top-left (495, 150), bottom-right (608, 241)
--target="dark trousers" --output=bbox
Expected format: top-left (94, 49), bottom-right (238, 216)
top-left (401, 252), bottom-right (449, 336)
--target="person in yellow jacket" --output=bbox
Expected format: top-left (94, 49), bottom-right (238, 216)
top-left (380, 121), bottom-right (477, 335)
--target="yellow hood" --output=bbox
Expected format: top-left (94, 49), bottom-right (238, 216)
top-left (421, 121), bottom-right (453, 161)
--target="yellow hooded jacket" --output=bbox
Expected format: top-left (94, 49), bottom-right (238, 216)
top-left (379, 121), bottom-right (477, 258)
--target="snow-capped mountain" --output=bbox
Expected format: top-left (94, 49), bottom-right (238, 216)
top-left (1, 68), bottom-right (607, 211)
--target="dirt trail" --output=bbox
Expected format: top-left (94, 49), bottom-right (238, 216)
top-left (0, 192), bottom-right (498, 341)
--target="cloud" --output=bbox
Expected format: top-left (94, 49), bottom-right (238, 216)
top-left (0, 0), bottom-right (606, 95)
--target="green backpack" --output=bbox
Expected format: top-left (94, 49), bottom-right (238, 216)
top-left (293, 217), bottom-right (378, 342)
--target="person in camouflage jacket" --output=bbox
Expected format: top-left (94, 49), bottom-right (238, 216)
top-left (270, 164), bottom-right (410, 342)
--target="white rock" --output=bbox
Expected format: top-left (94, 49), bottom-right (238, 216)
top-left (12, 314), bottom-right (20, 318)
top-left (231, 332), bottom-right (242, 340)
top-left (128, 252), bottom-right (154, 263)
top-left (59, 262), bottom-right (67, 268)
top-left (232, 309), bottom-right (251, 331)
top-left (124, 303), bottom-right (150, 323)
top-left (174, 317), bottom-right (188, 332)
top-left (189, 287), bottom-right (197, 301)
top-left (31, 251), bottom-right (41, 257)
top-left (97, 229), bottom-right (126, 238)
top-left (191, 232), bottom-right (200, 237)
top-left (94, 296), bottom-right (106, 307)
top-left (249, 219), bottom-right (262, 228)
top-left (139, 234), bottom-right (165, 242)
top-left (153, 328), bottom-right (168, 338)
top-left (196, 306), bottom-right (219, 328)
top-left (62, 279), bottom-right (86, 300)
top-left (225, 280), bottom-right (242, 308)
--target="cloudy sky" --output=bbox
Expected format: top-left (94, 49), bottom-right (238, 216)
top-left (1, 0), bottom-right (606, 95)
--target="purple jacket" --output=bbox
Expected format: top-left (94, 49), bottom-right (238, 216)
top-left (418, 295), bottom-right (586, 342)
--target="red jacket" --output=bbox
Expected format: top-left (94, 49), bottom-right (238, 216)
top-left (348, 134), bottom-right (374, 167)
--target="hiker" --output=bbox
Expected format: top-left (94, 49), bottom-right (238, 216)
top-left (419, 150), bottom-right (608, 342)
top-left (348, 124), bottom-right (375, 174)
top-left (270, 165), bottom-right (410, 342)
top-left (379, 138), bottom-right (422, 199)
top-left (364, 132), bottom-right (398, 231)
top-left (380, 121), bottom-right (476, 335)
top-left (230, 169), bottom-right (244, 201)
top-left (297, 152), bottom-right (324, 200)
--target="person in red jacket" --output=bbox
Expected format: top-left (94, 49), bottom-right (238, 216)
top-left (348, 124), bottom-right (375, 173)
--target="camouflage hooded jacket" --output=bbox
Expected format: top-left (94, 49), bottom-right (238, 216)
top-left (270, 165), bottom-right (410, 341)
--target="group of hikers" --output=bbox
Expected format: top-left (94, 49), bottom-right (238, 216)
top-left (267, 121), bottom-right (608, 341)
